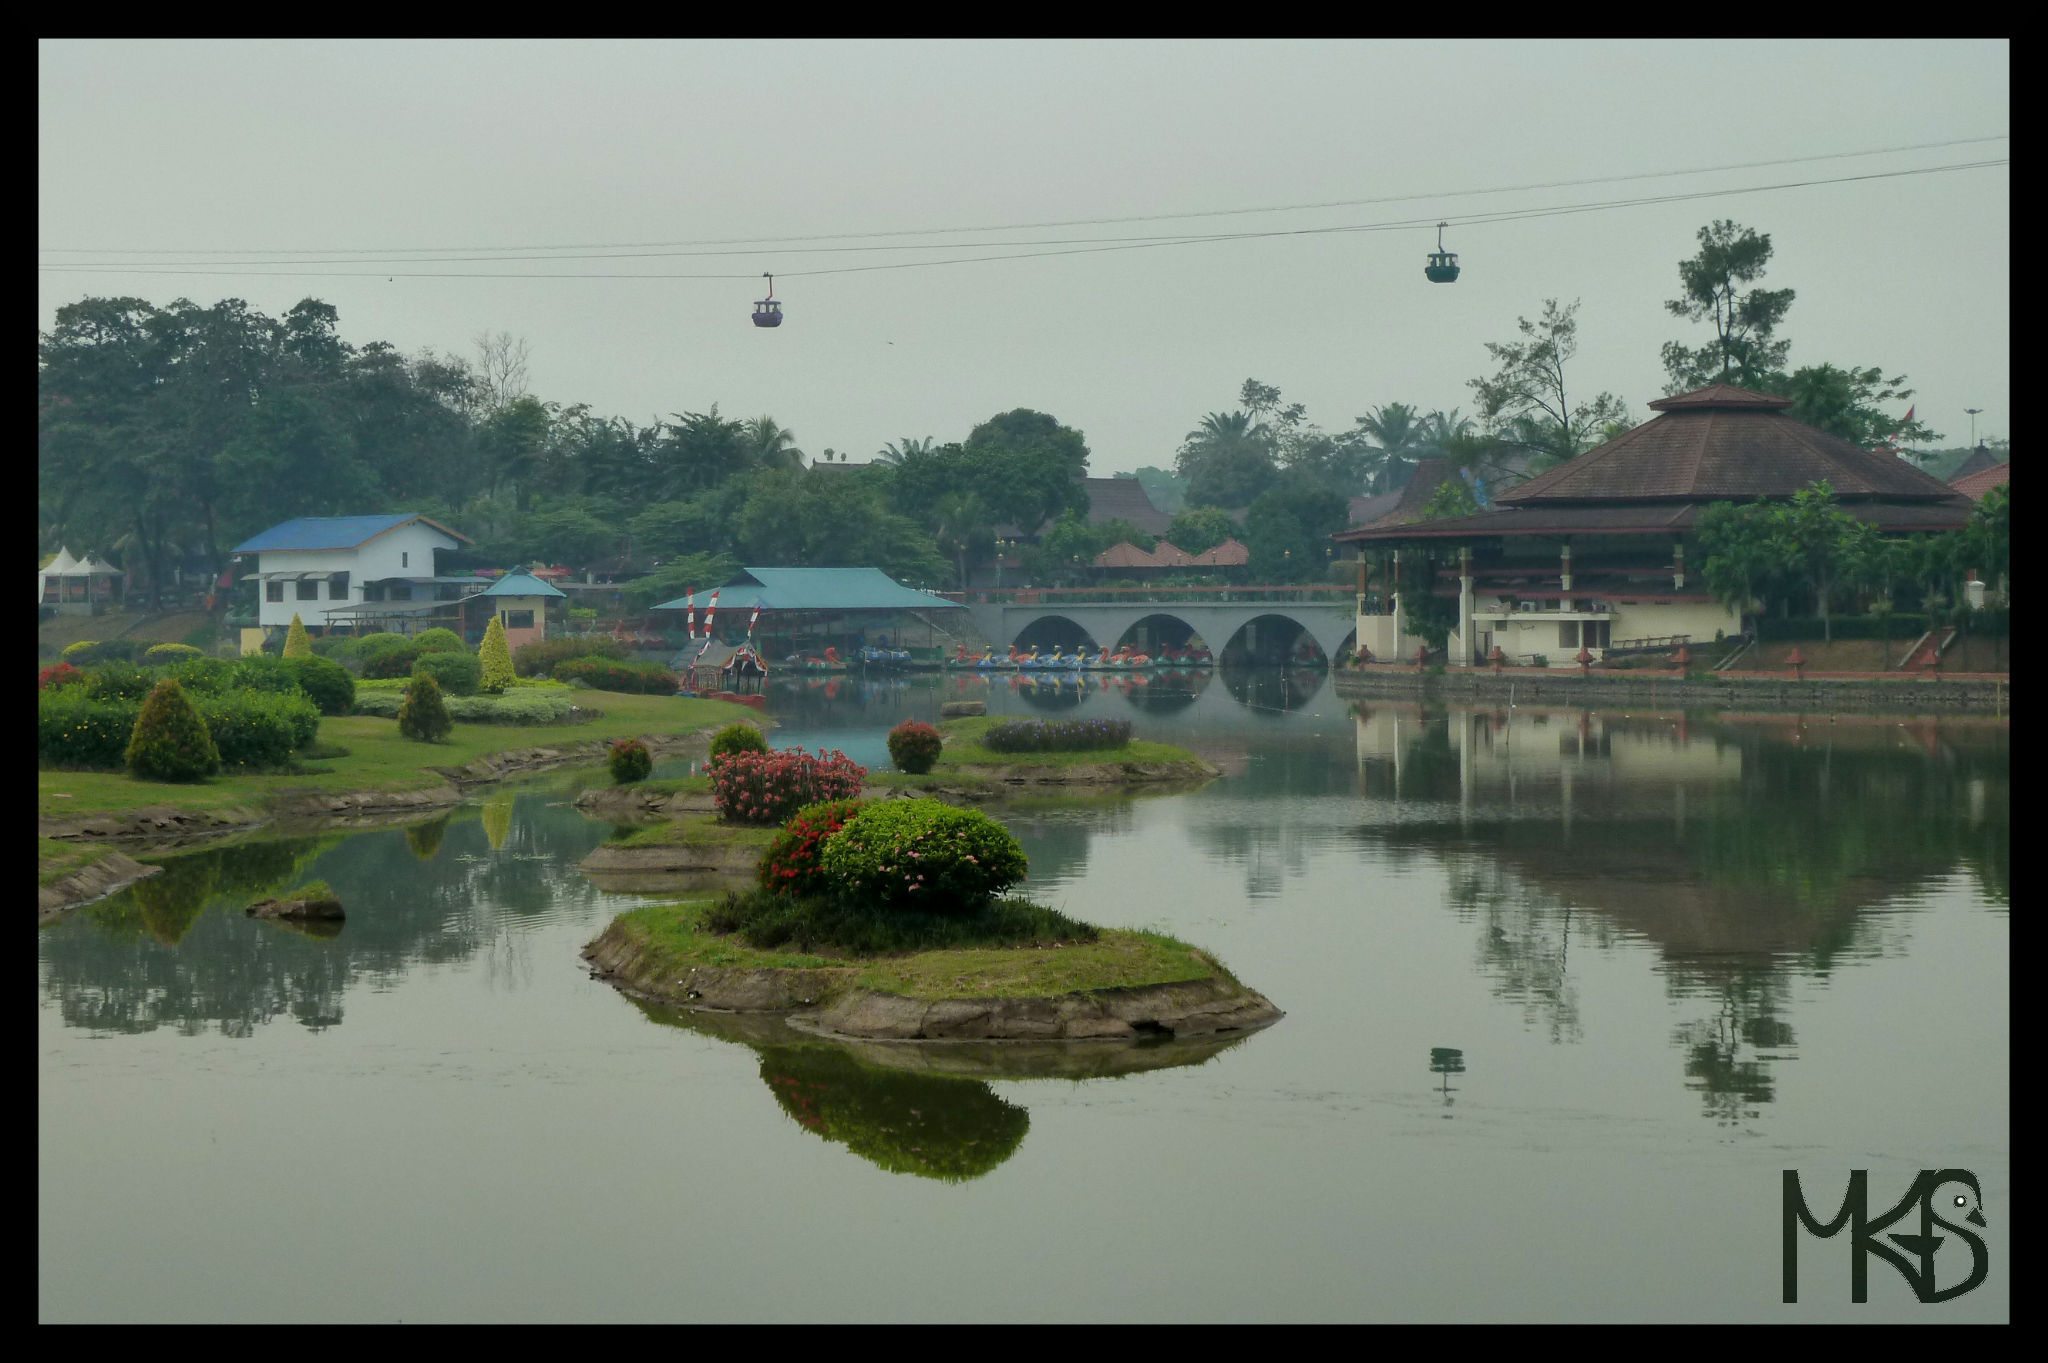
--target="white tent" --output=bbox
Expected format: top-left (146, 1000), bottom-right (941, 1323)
top-left (40, 546), bottom-right (124, 610)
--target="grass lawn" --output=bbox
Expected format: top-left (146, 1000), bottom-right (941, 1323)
top-left (612, 900), bottom-right (1224, 1000)
top-left (40, 693), bottom-right (758, 822)
top-left (37, 837), bottom-right (113, 886)
top-left (931, 716), bottom-right (1201, 769)
top-left (606, 811), bottom-right (781, 849)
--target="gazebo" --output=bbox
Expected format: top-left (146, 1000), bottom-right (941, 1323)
top-left (38, 547), bottom-right (126, 615)
top-left (475, 570), bottom-right (568, 652)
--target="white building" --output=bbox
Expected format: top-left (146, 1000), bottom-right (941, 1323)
top-left (231, 514), bottom-right (475, 635)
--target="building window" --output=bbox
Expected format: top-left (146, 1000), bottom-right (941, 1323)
top-left (401, 552), bottom-right (409, 568)
top-left (363, 582), bottom-right (385, 602)
top-left (1558, 622), bottom-right (1580, 648)
top-left (436, 583), bottom-right (463, 601)
top-left (389, 583), bottom-right (412, 602)
top-left (266, 581), bottom-right (284, 603)
top-left (297, 578), bottom-right (319, 601)
top-left (1585, 620), bottom-right (1611, 649)
top-left (329, 573), bottom-right (349, 599)
top-left (503, 609), bottom-right (535, 630)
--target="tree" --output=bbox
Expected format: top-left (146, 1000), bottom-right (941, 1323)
top-left (1243, 475), bottom-right (1347, 583)
top-left (1469, 299), bottom-right (1629, 471)
top-left (962, 409), bottom-right (1091, 534)
top-left (125, 677), bottom-right (221, 781)
top-left (1352, 403), bottom-right (1427, 494)
top-left (1020, 513), bottom-right (1154, 587)
top-left (282, 613), bottom-right (312, 658)
top-left (1661, 220), bottom-right (1795, 392)
top-left (1696, 499), bottom-right (1795, 629)
top-left (397, 672), bottom-right (452, 742)
top-left (932, 491), bottom-right (992, 588)
top-left (1166, 505), bottom-right (1236, 555)
top-left (1767, 364), bottom-right (1943, 449)
top-left (1778, 482), bottom-right (1858, 642)
top-left (477, 616), bottom-right (515, 694)
top-left (1175, 410), bottom-right (1277, 508)
top-left (472, 330), bottom-right (531, 413)
top-left (1130, 465), bottom-right (1187, 515)
top-left (743, 415), bottom-right (804, 471)
top-left (876, 436), bottom-right (935, 465)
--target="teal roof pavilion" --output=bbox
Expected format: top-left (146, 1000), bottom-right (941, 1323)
top-left (654, 567), bottom-right (959, 613)
top-left (478, 570), bottom-right (568, 599)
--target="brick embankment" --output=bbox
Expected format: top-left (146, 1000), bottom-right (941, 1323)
top-left (1331, 665), bottom-right (2010, 713)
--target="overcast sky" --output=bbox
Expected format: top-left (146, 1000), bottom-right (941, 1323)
top-left (39, 39), bottom-right (2011, 474)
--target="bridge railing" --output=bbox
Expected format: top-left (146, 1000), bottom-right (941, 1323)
top-left (961, 585), bottom-right (1355, 607)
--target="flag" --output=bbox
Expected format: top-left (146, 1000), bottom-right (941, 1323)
top-left (1903, 406), bottom-right (1915, 425)
top-left (703, 589), bottom-right (720, 639)
top-left (746, 603), bottom-right (761, 639)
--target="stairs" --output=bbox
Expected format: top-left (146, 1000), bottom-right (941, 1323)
top-left (1900, 626), bottom-right (1957, 672)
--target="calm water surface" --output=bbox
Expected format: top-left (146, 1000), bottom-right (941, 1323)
top-left (39, 668), bottom-right (2009, 1321)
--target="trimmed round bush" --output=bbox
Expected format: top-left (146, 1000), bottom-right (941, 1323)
top-left (229, 655), bottom-right (310, 696)
top-left (39, 661), bottom-right (84, 691)
top-left (887, 720), bottom-right (943, 774)
top-left (309, 634), bottom-right (362, 664)
top-left (478, 616), bottom-right (516, 694)
top-left (757, 798), bottom-right (866, 898)
top-left (608, 738), bottom-right (653, 784)
top-left (125, 678), bottom-right (222, 782)
top-left (413, 627), bottom-right (465, 654)
top-left (168, 656), bottom-right (235, 695)
top-left (818, 800), bottom-right (1027, 914)
top-left (707, 748), bottom-right (867, 826)
top-left (143, 642), bottom-right (204, 665)
top-left (287, 654), bottom-right (355, 715)
top-left (709, 722), bottom-right (769, 760)
top-left (412, 650), bottom-right (482, 696)
top-left (397, 672), bottom-right (452, 742)
top-left (39, 689), bottom-right (141, 769)
top-left (60, 640), bottom-right (99, 660)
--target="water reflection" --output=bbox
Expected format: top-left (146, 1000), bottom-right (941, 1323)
top-left (38, 794), bottom-right (617, 1037)
top-left (1220, 664), bottom-right (1325, 713)
top-left (1351, 703), bottom-right (2008, 1119)
top-left (626, 1001), bottom-right (1250, 1182)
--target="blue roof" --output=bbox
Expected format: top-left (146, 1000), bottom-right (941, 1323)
top-left (478, 571), bottom-right (568, 600)
top-left (655, 567), bottom-right (960, 613)
top-left (231, 514), bottom-right (471, 553)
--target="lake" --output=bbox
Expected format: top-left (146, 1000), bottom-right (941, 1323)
top-left (38, 668), bottom-right (2009, 1322)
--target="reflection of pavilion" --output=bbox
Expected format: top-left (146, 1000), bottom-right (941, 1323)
top-left (1351, 704), bottom-right (2005, 1120)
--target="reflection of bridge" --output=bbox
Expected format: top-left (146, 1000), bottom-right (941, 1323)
top-left (956, 587), bottom-right (1355, 664)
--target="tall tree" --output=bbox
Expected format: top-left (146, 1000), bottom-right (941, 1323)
top-left (743, 415), bottom-right (805, 471)
top-left (1767, 363), bottom-right (1943, 449)
top-left (1175, 410), bottom-right (1277, 508)
top-left (1661, 220), bottom-right (1795, 392)
top-left (1469, 298), bottom-right (1629, 472)
top-left (472, 330), bottom-right (531, 413)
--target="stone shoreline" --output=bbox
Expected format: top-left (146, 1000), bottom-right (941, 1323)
top-left (38, 852), bottom-right (163, 925)
top-left (582, 917), bottom-right (1283, 1044)
top-left (1333, 667), bottom-right (2010, 713)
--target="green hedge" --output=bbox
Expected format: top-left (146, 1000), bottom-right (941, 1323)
top-left (351, 688), bottom-right (578, 724)
top-left (412, 651), bottom-right (482, 696)
top-left (513, 635), bottom-right (627, 677)
top-left (197, 691), bottom-right (319, 769)
top-left (36, 688), bottom-right (317, 771)
top-left (39, 690), bottom-right (142, 769)
top-left (286, 655), bottom-right (356, 715)
top-left (553, 657), bottom-right (677, 694)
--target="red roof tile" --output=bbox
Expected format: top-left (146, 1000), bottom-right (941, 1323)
top-left (1949, 462), bottom-right (2009, 501)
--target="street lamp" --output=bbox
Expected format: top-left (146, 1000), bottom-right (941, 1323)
top-left (1965, 408), bottom-right (1983, 447)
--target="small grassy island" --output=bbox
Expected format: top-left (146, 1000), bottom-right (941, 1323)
top-left (584, 762), bottom-right (1279, 1043)
top-left (915, 715), bottom-right (1219, 786)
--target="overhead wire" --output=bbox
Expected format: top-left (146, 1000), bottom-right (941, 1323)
top-left (35, 157), bottom-right (2009, 282)
top-left (38, 132), bottom-right (2009, 258)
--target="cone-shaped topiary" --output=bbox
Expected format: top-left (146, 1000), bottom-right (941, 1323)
top-left (125, 677), bottom-right (222, 781)
top-left (478, 616), bottom-right (515, 694)
top-left (397, 671), bottom-right (453, 742)
top-left (282, 613), bottom-right (312, 659)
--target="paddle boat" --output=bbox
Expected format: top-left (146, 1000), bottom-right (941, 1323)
top-left (790, 646), bottom-right (849, 675)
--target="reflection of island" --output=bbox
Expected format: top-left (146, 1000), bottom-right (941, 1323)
top-left (1352, 704), bottom-right (2008, 1119)
top-left (37, 795), bottom-right (620, 1037)
top-left (628, 1001), bottom-right (1249, 1182)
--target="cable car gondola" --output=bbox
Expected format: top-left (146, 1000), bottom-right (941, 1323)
top-left (752, 272), bottom-right (783, 327)
top-left (1424, 221), bottom-right (1460, 284)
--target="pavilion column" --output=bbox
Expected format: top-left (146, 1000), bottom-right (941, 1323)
top-left (1672, 541), bottom-right (1685, 591)
top-left (1560, 543), bottom-right (1573, 595)
top-left (1457, 545), bottom-right (1475, 667)
top-left (1390, 549), bottom-right (1406, 649)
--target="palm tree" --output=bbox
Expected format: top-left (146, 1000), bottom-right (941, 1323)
top-left (876, 436), bottom-right (935, 466)
top-left (744, 416), bottom-right (803, 471)
top-left (1353, 403), bottom-right (1426, 494)
top-left (1176, 410), bottom-right (1276, 508)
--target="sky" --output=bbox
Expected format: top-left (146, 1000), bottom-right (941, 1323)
top-left (39, 39), bottom-right (2011, 475)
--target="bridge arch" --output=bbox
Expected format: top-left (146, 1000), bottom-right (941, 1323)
top-left (1110, 612), bottom-right (1204, 655)
top-left (1008, 614), bottom-right (1096, 654)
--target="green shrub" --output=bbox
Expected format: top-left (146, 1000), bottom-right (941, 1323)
top-left (818, 799), bottom-right (1028, 913)
top-left (229, 655), bottom-right (310, 696)
top-left (287, 655), bottom-right (355, 715)
top-left (709, 722), bottom-right (769, 760)
top-left (478, 616), bottom-right (516, 693)
top-left (196, 690), bottom-right (319, 769)
top-left (512, 634), bottom-right (627, 677)
top-left (979, 717), bottom-right (1132, 753)
top-left (413, 627), bottom-right (465, 654)
top-left (608, 738), bottom-right (653, 784)
top-left (125, 678), bottom-right (221, 781)
top-left (166, 656), bottom-right (235, 695)
top-left (412, 650), bottom-right (482, 696)
top-left (887, 720), bottom-right (943, 773)
top-left (362, 643), bottom-right (422, 679)
top-left (62, 639), bottom-right (142, 665)
top-left (352, 688), bottom-right (575, 723)
top-left (143, 642), bottom-right (204, 665)
top-left (84, 662), bottom-right (155, 702)
top-left (553, 657), bottom-right (677, 694)
top-left (39, 689), bottom-right (141, 769)
top-left (397, 673), bottom-right (452, 742)
top-left (708, 748), bottom-right (867, 826)
top-left (180, 621), bottom-right (219, 651)
top-left (709, 887), bottom-right (1094, 959)
top-left (310, 634), bottom-right (362, 664)
top-left (282, 613), bottom-right (312, 659)
top-left (757, 798), bottom-right (867, 898)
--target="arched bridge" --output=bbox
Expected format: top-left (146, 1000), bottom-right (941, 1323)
top-left (956, 588), bottom-right (1355, 665)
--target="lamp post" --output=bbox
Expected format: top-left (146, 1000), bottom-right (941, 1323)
top-left (1965, 408), bottom-right (1983, 447)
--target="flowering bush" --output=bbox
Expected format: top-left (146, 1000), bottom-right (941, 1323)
top-left (709, 722), bottom-right (769, 760)
top-left (708, 748), bottom-right (867, 826)
top-left (609, 737), bottom-right (653, 783)
top-left (887, 720), bottom-right (943, 774)
top-left (756, 798), bottom-right (867, 897)
top-left (38, 689), bottom-right (142, 769)
top-left (83, 662), bottom-right (157, 703)
top-left (553, 657), bottom-right (679, 694)
top-left (819, 800), bottom-right (1028, 914)
top-left (980, 717), bottom-right (1133, 753)
top-left (39, 661), bottom-right (83, 691)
